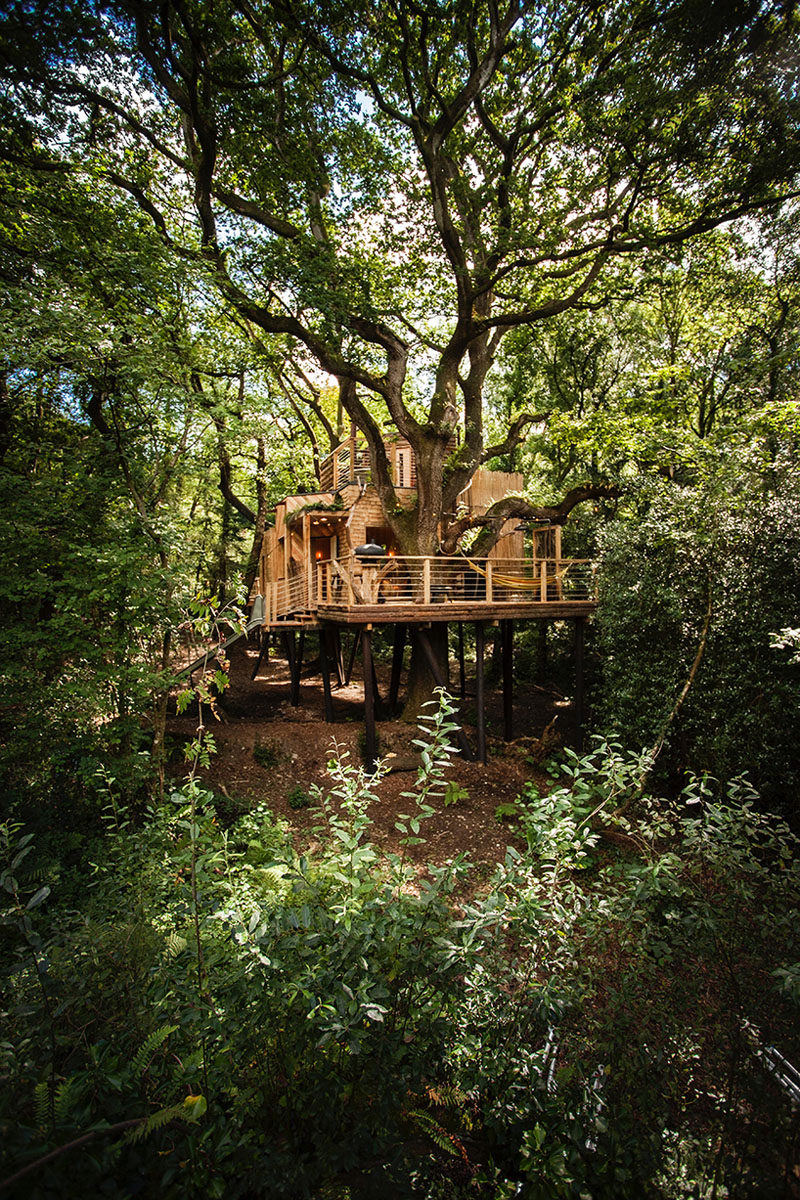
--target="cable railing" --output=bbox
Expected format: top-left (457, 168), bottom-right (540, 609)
top-left (263, 555), bottom-right (596, 620)
top-left (312, 555), bottom-right (597, 609)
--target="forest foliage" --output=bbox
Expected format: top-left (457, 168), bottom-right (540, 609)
top-left (2, 694), bottom-right (800, 1198)
top-left (1, 0), bottom-right (800, 1195)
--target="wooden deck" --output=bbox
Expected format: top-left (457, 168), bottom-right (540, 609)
top-left (259, 554), bottom-right (598, 628)
top-left (315, 599), bottom-right (597, 625)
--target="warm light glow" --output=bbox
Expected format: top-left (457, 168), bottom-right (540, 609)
top-left (388, 548), bottom-right (396, 556)
top-left (315, 550), bottom-right (323, 560)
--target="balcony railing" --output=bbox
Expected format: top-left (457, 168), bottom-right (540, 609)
top-left (261, 555), bottom-right (596, 622)
top-left (319, 444), bottom-right (372, 490)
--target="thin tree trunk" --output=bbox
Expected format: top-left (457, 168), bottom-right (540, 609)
top-left (151, 628), bottom-right (172, 799)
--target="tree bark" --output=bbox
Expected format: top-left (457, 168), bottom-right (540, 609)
top-left (243, 436), bottom-right (268, 596)
top-left (440, 483), bottom-right (620, 557)
top-left (402, 623), bottom-right (450, 722)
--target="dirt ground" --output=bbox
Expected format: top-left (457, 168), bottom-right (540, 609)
top-left (168, 632), bottom-right (579, 868)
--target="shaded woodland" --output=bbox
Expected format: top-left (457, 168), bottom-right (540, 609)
top-left (1, 1), bottom-right (800, 1196)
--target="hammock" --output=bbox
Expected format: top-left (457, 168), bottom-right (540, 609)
top-left (460, 555), bottom-right (560, 593)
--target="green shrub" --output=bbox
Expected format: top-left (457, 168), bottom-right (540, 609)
top-left (2, 715), bottom-right (798, 1199)
top-left (252, 739), bottom-right (282, 769)
top-left (596, 464), bottom-right (800, 814)
top-left (286, 784), bottom-right (312, 809)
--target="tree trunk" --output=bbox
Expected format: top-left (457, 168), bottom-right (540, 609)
top-left (402, 624), bottom-right (450, 722)
top-left (243, 436), bottom-right (268, 596)
top-left (151, 628), bottom-right (172, 799)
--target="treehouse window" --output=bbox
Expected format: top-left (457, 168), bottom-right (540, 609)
top-left (311, 536), bottom-right (332, 562)
top-left (396, 447), bottom-right (412, 488)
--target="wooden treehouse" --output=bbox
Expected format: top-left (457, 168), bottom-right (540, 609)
top-left (250, 432), bottom-right (598, 766)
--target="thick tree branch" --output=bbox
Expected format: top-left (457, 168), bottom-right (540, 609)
top-left (189, 374), bottom-right (257, 524)
top-left (481, 411), bottom-right (551, 464)
top-left (440, 482), bottom-right (620, 556)
top-left (212, 187), bottom-right (301, 238)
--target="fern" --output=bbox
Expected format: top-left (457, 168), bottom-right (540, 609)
top-left (54, 1076), bottom-right (78, 1123)
top-left (34, 1080), bottom-right (51, 1132)
top-left (164, 932), bottom-right (187, 958)
top-left (425, 1083), bottom-right (469, 1108)
top-left (124, 1094), bottom-right (207, 1145)
top-left (131, 1024), bottom-right (178, 1079)
top-left (407, 1108), bottom-right (470, 1166)
top-left (33, 1076), bottom-right (78, 1132)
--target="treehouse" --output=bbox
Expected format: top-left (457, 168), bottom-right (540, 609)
top-left (249, 431), bottom-right (597, 767)
top-left (254, 432), bottom-right (597, 628)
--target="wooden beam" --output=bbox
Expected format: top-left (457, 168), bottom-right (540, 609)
top-left (344, 628), bottom-right (359, 685)
top-left (332, 626), bottom-right (346, 687)
top-left (283, 630), bottom-right (301, 707)
top-left (331, 556), bottom-right (364, 603)
top-left (415, 627), bottom-right (474, 761)
top-left (250, 630), bottom-right (269, 680)
top-left (501, 619), bottom-right (513, 741)
top-left (304, 512), bottom-right (312, 608)
top-left (457, 621), bottom-right (466, 699)
top-left (389, 623), bottom-right (406, 712)
top-left (319, 627), bottom-right (334, 723)
top-left (315, 600), bottom-right (598, 625)
top-left (362, 628), bottom-right (377, 773)
top-left (370, 642), bottom-right (383, 719)
top-left (475, 621), bottom-right (486, 765)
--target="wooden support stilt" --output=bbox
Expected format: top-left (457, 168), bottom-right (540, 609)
top-left (388, 623), bottom-right (406, 712)
top-left (283, 631), bottom-right (301, 707)
top-left (250, 630), bottom-right (269, 680)
top-left (457, 621), bottom-right (466, 700)
top-left (370, 645), bottom-right (383, 720)
top-left (319, 627), bottom-right (334, 724)
top-left (333, 627), bottom-right (346, 687)
top-left (416, 627), bottom-right (474, 761)
top-left (344, 629), bottom-right (359, 686)
top-left (475, 621), bottom-right (486, 765)
top-left (502, 619), bottom-right (513, 741)
top-left (362, 628), bottom-right (377, 773)
top-left (574, 617), bottom-right (586, 751)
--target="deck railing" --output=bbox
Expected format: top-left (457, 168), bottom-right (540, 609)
top-left (319, 443), bottom-right (372, 490)
top-left (264, 555), bottom-right (596, 621)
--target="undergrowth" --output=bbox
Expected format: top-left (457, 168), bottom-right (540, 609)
top-left (1, 699), bottom-right (799, 1199)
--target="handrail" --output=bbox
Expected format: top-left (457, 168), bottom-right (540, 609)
top-left (317, 554), bottom-right (596, 608)
top-left (264, 554), bottom-right (596, 618)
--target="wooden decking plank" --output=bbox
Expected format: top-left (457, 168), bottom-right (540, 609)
top-left (314, 600), bottom-right (596, 625)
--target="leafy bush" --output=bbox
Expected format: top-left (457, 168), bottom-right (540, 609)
top-left (252, 739), bottom-right (282, 769)
top-left (286, 784), bottom-right (312, 809)
top-left (1, 716), bottom-right (798, 1199)
top-left (595, 463), bottom-right (800, 814)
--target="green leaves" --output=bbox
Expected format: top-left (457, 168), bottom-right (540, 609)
top-left (596, 464), bottom-right (800, 806)
top-left (2, 692), bottom-right (800, 1197)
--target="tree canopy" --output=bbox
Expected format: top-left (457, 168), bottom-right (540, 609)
top-left (4, 0), bottom-right (800, 552)
top-left (3, 7), bottom-right (800, 1196)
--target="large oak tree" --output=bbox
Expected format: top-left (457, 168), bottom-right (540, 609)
top-left (2, 0), bottom-right (800, 555)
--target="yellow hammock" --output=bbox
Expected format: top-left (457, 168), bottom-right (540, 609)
top-left (460, 556), bottom-right (560, 592)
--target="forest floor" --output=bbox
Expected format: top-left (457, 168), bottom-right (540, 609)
top-left (167, 633), bottom-right (580, 869)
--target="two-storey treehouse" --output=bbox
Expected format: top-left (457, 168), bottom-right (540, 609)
top-left (252, 432), bottom-right (597, 768)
